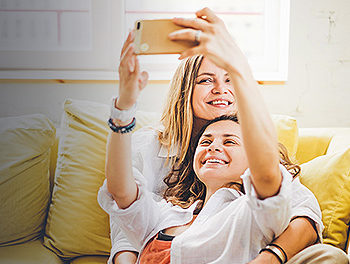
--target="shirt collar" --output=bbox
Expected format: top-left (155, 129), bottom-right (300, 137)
top-left (213, 187), bottom-right (243, 200)
top-left (172, 200), bottom-right (200, 213)
top-left (158, 144), bottom-right (178, 158)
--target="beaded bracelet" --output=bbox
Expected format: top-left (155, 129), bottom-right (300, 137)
top-left (107, 117), bottom-right (136, 134)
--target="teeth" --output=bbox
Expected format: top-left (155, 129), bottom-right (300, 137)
top-left (211, 100), bottom-right (229, 105)
top-left (205, 158), bottom-right (226, 165)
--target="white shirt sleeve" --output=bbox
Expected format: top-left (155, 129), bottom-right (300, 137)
top-left (241, 164), bottom-right (293, 240)
top-left (102, 128), bottom-right (166, 263)
top-left (290, 177), bottom-right (324, 241)
top-left (107, 219), bottom-right (138, 264)
top-left (98, 166), bottom-right (166, 251)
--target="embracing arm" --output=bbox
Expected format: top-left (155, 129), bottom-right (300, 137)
top-left (251, 217), bottom-right (317, 263)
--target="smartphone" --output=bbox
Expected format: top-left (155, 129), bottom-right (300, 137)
top-left (134, 19), bottom-right (196, 55)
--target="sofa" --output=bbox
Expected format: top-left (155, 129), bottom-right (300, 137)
top-left (0, 98), bottom-right (349, 264)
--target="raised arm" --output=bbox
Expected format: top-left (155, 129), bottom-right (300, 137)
top-left (170, 8), bottom-right (281, 199)
top-left (105, 31), bottom-right (147, 209)
top-left (225, 57), bottom-right (281, 199)
top-left (104, 31), bottom-right (148, 263)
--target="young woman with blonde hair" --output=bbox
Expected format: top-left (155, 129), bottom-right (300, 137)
top-left (100, 8), bottom-right (349, 264)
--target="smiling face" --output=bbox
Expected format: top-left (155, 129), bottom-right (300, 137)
top-left (191, 58), bottom-right (236, 120)
top-left (193, 119), bottom-right (248, 193)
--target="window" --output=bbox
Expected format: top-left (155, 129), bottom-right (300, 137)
top-left (124, 0), bottom-right (290, 81)
top-left (0, 0), bottom-right (120, 80)
top-left (0, 0), bottom-right (290, 81)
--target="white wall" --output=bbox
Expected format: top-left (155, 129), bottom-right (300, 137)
top-left (0, 0), bottom-right (349, 128)
top-left (0, 81), bottom-right (169, 126)
top-left (266, 0), bottom-right (350, 127)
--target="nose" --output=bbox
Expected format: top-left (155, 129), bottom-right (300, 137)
top-left (208, 142), bottom-right (223, 152)
top-left (211, 80), bottom-right (228, 94)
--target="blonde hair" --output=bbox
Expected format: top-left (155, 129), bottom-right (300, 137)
top-left (158, 55), bottom-right (204, 166)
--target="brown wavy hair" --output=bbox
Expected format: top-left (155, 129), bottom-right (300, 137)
top-left (158, 55), bottom-right (204, 166)
top-left (163, 115), bottom-right (301, 210)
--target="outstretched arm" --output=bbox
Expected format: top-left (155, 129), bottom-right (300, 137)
top-left (170, 7), bottom-right (281, 199)
top-left (105, 30), bottom-right (148, 209)
top-left (104, 31), bottom-right (148, 263)
top-left (170, 8), bottom-right (317, 262)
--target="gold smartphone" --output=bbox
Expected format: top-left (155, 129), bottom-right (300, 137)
top-left (134, 19), bottom-right (196, 55)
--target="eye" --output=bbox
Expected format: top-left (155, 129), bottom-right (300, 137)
top-left (197, 78), bottom-right (213, 84)
top-left (199, 139), bottom-right (211, 146)
top-left (225, 77), bottom-right (231, 83)
top-left (224, 139), bottom-right (238, 145)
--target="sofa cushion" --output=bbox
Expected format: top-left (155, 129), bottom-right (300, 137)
top-left (0, 114), bottom-right (55, 246)
top-left (0, 238), bottom-right (63, 264)
top-left (296, 128), bottom-right (333, 164)
top-left (44, 99), bottom-right (159, 258)
top-left (326, 128), bottom-right (350, 154)
top-left (300, 148), bottom-right (350, 251)
top-left (272, 114), bottom-right (299, 160)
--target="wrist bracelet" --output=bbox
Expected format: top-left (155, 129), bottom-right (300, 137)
top-left (108, 117), bottom-right (136, 134)
top-left (269, 243), bottom-right (288, 262)
top-left (259, 245), bottom-right (284, 264)
top-left (110, 97), bottom-right (137, 123)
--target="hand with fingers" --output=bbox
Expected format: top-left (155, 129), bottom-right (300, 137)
top-left (169, 7), bottom-right (252, 79)
top-left (117, 30), bottom-right (149, 111)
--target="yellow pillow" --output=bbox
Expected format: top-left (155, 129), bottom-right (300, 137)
top-left (0, 114), bottom-right (55, 246)
top-left (296, 129), bottom-right (333, 164)
top-left (44, 99), bottom-right (160, 258)
top-left (300, 148), bottom-right (350, 251)
top-left (327, 128), bottom-right (350, 154)
top-left (272, 114), bottom-right (299, 160)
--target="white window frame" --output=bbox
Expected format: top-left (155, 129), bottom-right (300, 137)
top-left (0, 0), bottom-right (122, 80)
top-left (0, 0), bottom-right (290, 81)
top-left (122, 0), bottom-right (290, 81)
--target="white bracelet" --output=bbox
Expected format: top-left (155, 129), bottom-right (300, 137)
top-left (110, 97), bottom-right (137, 123)
top-left (260, 245), bottom-right (285, 264)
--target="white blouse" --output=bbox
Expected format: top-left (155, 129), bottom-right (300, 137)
top-left (101, 127), bottom-right (323, 263)
top-left (99, 163), bottom-right (295, 263)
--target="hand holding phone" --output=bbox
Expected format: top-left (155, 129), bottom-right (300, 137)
top-left (134, 19), bottom-right (197, 55)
